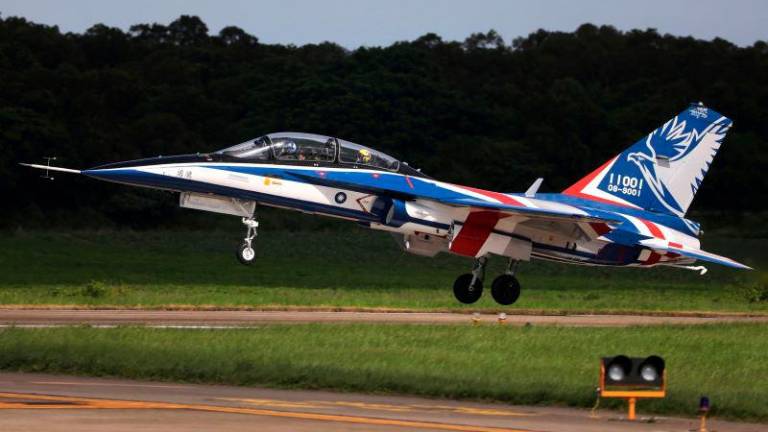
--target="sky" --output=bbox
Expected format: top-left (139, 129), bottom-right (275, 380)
top-left (0, 0), bottom-right (766, 48)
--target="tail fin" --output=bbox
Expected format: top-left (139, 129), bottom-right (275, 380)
top-left (563, 103), bottom-right (733, 216)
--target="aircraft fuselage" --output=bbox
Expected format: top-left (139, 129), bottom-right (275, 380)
top-left (82, 156), bottom-right (699, 269)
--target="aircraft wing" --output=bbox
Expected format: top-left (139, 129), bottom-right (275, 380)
top-left (642, 240), bottom-right (752, 270)
top-left (443, 196), bottom-right (618, 225)
top-left (285, 170), bottom-right (618, 224)
top-left (445, 199), bottom-right (619, 257)
top-left (284, 169), bottom-right (620, 245)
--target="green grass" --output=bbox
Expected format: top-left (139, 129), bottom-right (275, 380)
top-left (0, 229), bottom-right (765, 313)
top-left (1, 323), bottom-right (766, 421)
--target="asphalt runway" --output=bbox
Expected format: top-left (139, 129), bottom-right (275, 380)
top-left (2, 372), bottom-right (765, 432)
top-left (1, 308), bottom-right (767, 328)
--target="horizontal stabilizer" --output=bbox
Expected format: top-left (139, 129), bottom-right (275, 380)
top-left (644, 240), bottom-right (752, 270)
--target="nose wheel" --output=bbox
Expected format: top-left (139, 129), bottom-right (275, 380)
top-left (453, 257), bottom-right (487, 304)
top-left (236, 216), bottom-right (259, 265)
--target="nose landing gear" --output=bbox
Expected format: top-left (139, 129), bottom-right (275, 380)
top-left (453, 256), bottom-right (487, 304)
top-left (490, 260), bottom-right (521, 305)
top-left (236, 216), bottom-right (259, 265)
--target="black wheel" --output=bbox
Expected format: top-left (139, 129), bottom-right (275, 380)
top-left (453, 273), bottom-right (483, 304)
top-left (236, 242), bottom-right (256, 265)
top-left (491, 274), bottom-right (521, 305)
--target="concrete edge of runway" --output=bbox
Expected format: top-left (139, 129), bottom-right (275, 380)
top-left (1, 309), bottom-right (767, 328)
top-left (2, 305), bottom-right (767, 318)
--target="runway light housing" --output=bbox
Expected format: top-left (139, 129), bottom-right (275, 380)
top-left (601, 355), bottom-right (665, 387)
top-left (599, 355), bottom-right (667, 421)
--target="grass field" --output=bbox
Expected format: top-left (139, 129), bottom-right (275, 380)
top-left (0, 323), bottom-right (765, 421)
top-left (0, 229), bottom-right (765, 312)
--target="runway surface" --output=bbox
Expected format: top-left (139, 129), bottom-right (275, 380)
top-left (1, 372), bottom-right (764, 432)
top-left (1, 308), bottom-right (767, 328)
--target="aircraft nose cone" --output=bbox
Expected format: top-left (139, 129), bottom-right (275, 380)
top-left (83, 167), bottom-right (133, 180)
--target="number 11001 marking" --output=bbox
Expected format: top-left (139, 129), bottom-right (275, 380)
top-left (608, 174), bottom-right (643, 197)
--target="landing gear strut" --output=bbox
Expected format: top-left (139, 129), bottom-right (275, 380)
top-left (453, 256), bottom-right (487, 304)
top-left (236, 216), bottom-right (259, 265)
top-left (491, 260), bottom-right (521, 305)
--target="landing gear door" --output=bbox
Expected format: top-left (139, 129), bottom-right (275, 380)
top-left (179, 192), bottom-right (255, 217)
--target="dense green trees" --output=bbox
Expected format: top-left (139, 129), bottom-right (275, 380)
top-left (1, 15), bottom-right (766, 228)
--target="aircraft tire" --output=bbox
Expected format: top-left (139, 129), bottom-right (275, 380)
top-left (236, 242), bottom-right (256, 265)
top-left (453, 273), bottom-right (483, 304)
top-left (490, 274), bottom-right (521, 305)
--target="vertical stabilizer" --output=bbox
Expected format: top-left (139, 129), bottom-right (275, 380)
top-left (563, 103), bottom-right (732, 216)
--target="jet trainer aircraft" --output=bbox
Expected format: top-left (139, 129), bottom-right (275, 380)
top-left (23, 103), bottom-right (751, 305)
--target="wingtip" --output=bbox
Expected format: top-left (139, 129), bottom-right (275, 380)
top-left (728, 258), bottom-right (753, 271)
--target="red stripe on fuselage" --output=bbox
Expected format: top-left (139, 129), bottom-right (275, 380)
top-left (589, 222), bottom-right (611, 236)
top-left (453, 185), bottom-right (523, 206)
top-left (640, 218), bottom-right (665, 239)
top-left (643, 251), bottom-right (662, 265)
top-left (450, 211), bottom-right (503, 257)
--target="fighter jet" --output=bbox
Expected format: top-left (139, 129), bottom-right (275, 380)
top-left (23, 103), bottom-right (751, 305)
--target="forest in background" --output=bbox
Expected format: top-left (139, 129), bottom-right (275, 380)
top-left (1, 15), bottom-right (766, 230)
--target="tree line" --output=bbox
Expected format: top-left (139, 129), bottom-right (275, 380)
top-left (1, 14), bottom-right (766, 228)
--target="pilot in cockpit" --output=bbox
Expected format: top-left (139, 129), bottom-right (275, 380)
top-left (358, 149), bottom-right (372, 164)
top-left (275, 140), bottom-right (297, 160)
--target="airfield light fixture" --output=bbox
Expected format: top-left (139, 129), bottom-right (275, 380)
top-left (471, 312), bottom-right (481, 326)
top-left (699, 396), bottom-right (710, 414)
top-left (698, 396), bottom-right (711, 432)
top-left (598, 355), bottom-right (667, 421)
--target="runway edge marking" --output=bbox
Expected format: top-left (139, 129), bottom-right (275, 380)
top-left (0, 392), bottom-right (536, 432)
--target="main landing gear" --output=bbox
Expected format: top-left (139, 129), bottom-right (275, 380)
top-left (236, 216), bottom-right (259, 265)
top-left (453, 257), bottom-right (522, 305)
top-left (453, 257), bottom-right (487, 304)
top-left (490, 260), bottom-right (521, 305)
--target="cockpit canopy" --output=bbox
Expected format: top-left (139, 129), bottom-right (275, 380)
top-left (216, 132), bottom-right (400, 171)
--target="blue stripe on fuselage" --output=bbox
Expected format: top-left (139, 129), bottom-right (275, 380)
top-left (206, 165), bottom-right (474, 204)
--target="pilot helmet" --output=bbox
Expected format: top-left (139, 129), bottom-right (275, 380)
top-left (359, 149), bottom-right (372, 163)
top-left (283, 141), bottom-right (297, 154)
